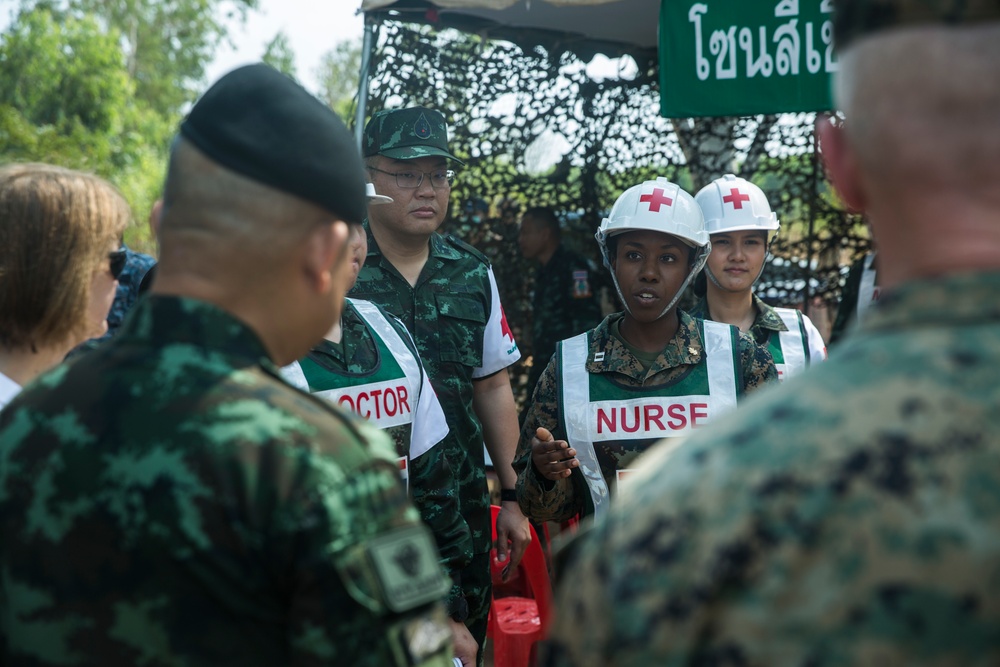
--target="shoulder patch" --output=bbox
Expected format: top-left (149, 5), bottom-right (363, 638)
top-left (443, 234), bottom-right (490, 266)
top-left (367, 524), bottom-right (450, 612)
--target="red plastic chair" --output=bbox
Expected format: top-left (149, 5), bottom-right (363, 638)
top-left (488, 505), bottom-right (553, 667)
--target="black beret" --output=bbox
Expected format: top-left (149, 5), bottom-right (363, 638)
top-left (180, 63), bottom-right (367, 224)
top-left (834, 0), bottom-right (1000, 51)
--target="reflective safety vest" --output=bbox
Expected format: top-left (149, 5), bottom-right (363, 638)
top-left (858, 252), bottom-right (880, 320)
top-left (282, 299), bottom-right (425, 482)
top-left (769, 307), bottom-right (810, 381)
top-left (558, 319), bottom-right (740, 520)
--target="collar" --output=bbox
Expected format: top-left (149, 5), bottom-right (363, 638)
top-left (689, 294), bottom-right (788, 339)
top-left (584, 310), bottom-right (707, 378)
top-left (862, 272), bottom-right (1000, 332)
top-left (751, 294), bottom-right (788, 333)
top-left (309, 301), bottom-right (373, 365)
top-left (119, 295), bottom-right (272, 365)
top-left (363, 221), bottom-right (464, 268)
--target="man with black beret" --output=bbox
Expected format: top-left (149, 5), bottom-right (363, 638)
top-left (351, 106), bottom-right (531, 666)
top-left (542, 2), bottom-right (1000, 665)
top-left (0, 64), bottom-right (454, 666)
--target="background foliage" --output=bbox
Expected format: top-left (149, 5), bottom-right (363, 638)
top-left (1, 0), bottom-right (258, 254)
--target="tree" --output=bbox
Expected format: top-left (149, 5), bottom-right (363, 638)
top-left (0, 6), bottom-right (172, 253)
top-left (262, 30), bottom-right (297, 80)
top-left (23, 0), bottom-right (259, 115)
top-left (315, 38), bottom-right (361, 122)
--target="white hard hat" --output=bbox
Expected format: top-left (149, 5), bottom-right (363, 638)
top-left (695, 174), bottom-right (779, 242)
top-left (596, 177), bottom-right (710, 321)
top-left (597, 177), bottom-right (708, 249)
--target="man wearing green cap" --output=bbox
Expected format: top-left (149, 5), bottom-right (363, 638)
top-left (0, 65), bottom-right (453, 666)
top-left (352, 106), bottom-right (530, 665)
top-left (542, 2), bottom-right (1000, 666)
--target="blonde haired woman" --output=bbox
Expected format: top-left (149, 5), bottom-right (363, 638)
top-left (0, 163), bottom-right (131, 407)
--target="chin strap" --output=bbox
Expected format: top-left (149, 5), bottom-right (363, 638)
top-left (599, 233), bottom-right (711, 321)
top-left (705, 234), bottom-right (777, 294)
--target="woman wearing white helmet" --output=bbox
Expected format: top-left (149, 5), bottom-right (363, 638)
top-left (690, 174), bottom-right (827, 381)
top-left (511, 178), bottom-right (777, 524)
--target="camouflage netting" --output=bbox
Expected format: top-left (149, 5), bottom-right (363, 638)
top-left (359, 16), bottom-right (869, 405)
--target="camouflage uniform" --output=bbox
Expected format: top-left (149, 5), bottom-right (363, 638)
top-left (103, 246), bottom-right (157, 339)
top-left (350, 227), bottom-right (521, 653)
top-left (281, 298), bottom-right (473, 615)
top-left (526, 244), bottom-right (603, 401)
top-left (689, 293), bottom-right (827, 380)
top-left (0, 295), bottom-right (453, 666)
top-left (514, 310), bottom-right (777, 524)
top-left (544, 272), bottom-right (1000, 666)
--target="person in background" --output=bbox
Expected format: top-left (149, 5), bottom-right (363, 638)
top-left (102, 244), bottom-right (156, 337)
top-left (517, 206), bottom-right (603, 411)
top-left (0, 163), bottom-right (129, 408)
top-left (0, 64), bottom-right (453, 666)
top-left (688, 174), bottom-right (827, 380)
top-left (542, 3), bottom-right (1000, 665)
top-left (352, 106), bottom-right (530, 667)
top-left (514, 178), bottom-right (776, 526)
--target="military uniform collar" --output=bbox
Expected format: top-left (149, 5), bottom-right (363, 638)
top-left (584, 310), bottom-right (706, 380)
top-left (308, 301), bottom-right (371, 366)
top-left (752, 294), bottom-right (789, 333)
top-left (363, 220), bottom-right (464, 267)
top-left (689, 294), bottom-right (787, 344)
top-left (862, 271), bottom-right (1000, 332)
top-left (120, 295), bottom-right (272, 364)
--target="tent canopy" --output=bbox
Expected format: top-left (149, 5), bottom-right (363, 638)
top-left (359, 0), bottom-right (659, 62)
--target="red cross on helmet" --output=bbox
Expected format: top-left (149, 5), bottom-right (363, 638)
top-left (695, 174), bottom-right (779, 242)
top-left (597, 177), bottom-right (709, 250)
top-left (596, 177), bottom-right (710, 321)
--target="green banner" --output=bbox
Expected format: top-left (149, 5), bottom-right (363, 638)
top-left (660, 0), bottom-right (837, 117)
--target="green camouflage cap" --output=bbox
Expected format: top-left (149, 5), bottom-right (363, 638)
top-left (834, 0), bottom-right (1000, 50)
top-left (363, 107), bottom-right (464, 164)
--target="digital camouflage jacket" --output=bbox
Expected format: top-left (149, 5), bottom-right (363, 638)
top-left (545, 272), bottom-right (1000, 667)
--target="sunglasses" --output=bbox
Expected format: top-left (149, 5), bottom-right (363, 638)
top-left (108, 247), bottom-right (127, 280)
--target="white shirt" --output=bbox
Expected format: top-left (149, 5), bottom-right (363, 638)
top-left (0, 371), bottom-right (22, 410)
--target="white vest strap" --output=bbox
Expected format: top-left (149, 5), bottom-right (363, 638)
top-left (561, 333), bottom-right (611, 521)
top-left (701, 320), bottom-right (739, 417)
top-left (774, 307), bottom-right (808, 381)
top-left (857, 253), bottom-right (880, 320)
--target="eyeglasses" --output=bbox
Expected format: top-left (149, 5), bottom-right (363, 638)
top-left (108, 247), bottom-right (127, 280)
top-left (368, 166), bottom-right (455, 189)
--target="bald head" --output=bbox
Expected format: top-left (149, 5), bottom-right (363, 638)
top-left (155, 139), bottom-right (351, 365)
top-left (822, 17), bottom-right (1000, 287)
top-left (159, 138), bottom-right (335, 281)
top-left (835, 23), bottom-right (1000, 194)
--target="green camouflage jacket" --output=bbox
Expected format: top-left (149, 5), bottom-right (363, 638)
top-left (350, 226), bottom-right (521, 557)
top-left (544, 272), bottom-right (1000, 667)
top-left (0, 296), bottom-right (452, 666)
top-left (514, 310), bottom-right (777, 523)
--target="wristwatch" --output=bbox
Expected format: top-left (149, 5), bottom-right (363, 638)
top-left (500, 488), bottom-right (517, 502)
